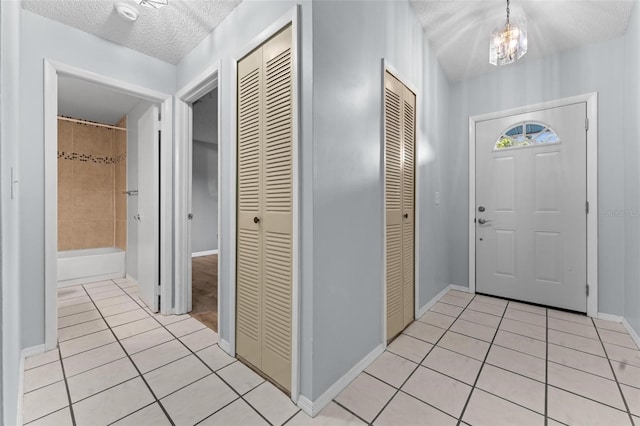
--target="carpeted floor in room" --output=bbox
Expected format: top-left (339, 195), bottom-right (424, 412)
top-left (191, 254), bottom-right (218, 332)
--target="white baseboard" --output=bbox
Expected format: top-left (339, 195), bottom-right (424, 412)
top-left (297, 343), bottom-right (385, 417)
top-left (19, 345), bottom-right (46, 425)
top-left (623, 318), bottom-right (640, 350)
top-left (219, 339), bottom-right (232, 355)
top-left (125, 274), bottom-right (138, 285)
top-left (597, 312), bottom-right (623, 322)
top-left (192, 250), bottom-right (218, 258)
top-left (416, 284), bottom-right (471, 318)
top-left (449, 284), bottom-right (471, 293)
top-left (57, 272), bottom-right (124, 288)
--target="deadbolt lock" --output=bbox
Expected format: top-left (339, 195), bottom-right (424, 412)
top-left (478, 206), bottom-right (485, 212)
top-left (188, 214), bottom-right (194, 220)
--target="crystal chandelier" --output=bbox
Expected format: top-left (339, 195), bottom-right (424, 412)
top-left (137, 0), bottom-right (168, 9)
top-left (490, 0), bottom-right (528, 66)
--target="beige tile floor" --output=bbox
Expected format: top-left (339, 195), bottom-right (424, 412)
top-left (23, 283), bottom-right (640, 425)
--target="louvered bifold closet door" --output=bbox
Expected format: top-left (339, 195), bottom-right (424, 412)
top-left (236, 24), bottom-right (293, 393)
top-left (261, 25), bottom-right (293, 392)
top-left (401, 87), bottom-right (416, 328)
top-left (385, 73), bottom-right (405, 340)
top-left (385, 71), bottom-right (416, 341)
top-left (237, 47), bottom-right (264, 371)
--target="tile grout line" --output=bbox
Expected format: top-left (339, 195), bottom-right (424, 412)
top-left (591, 317), bottom-right (636, 426)
top-left (545, 306), bottom-right (549, 426)
top-left (58, 344), bottom-right (78, 426)
top-left (368, 293), bottom-right (478, 425)
top-left (79, 281), bottom-right (176, 426)
top-left (114, 280), bottom-right (276, 426)
top-left (455, 297), bottom-right (509, 426)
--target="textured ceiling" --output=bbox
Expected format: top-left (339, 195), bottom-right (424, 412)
top-left (58, 76), bottom-right (144, 124)
top-left (410, 0), bottom-right (635, 82)
top-left (22, 0), bottom-right (242, 64)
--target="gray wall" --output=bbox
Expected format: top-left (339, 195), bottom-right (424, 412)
top-left (125, 100), bottom-right (155, 281)
top-left (624, 0), bottom-right (640, 334)
top-left (191, 141), bottom-right (218, 253)
top-left (19, 9), bottom-right (176, 347)
top-left (1, 2), bottom-right (22, 424)
top-left (448, 37), bottom-right (626, 316)
top-left (310, 0), bottom-right (451, 399)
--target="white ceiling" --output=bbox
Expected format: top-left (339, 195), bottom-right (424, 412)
top-left (58, 76), bottom-right (144, 124)
top-left (193, 88), bottom-right (218, 144)
top-left (410, 0), bottom-right (635, 82)
top-left (22, 0), bottom-right (241, 65)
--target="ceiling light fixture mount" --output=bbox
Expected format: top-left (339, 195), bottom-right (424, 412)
top-left (490, 0), bottom-right (528, 66)
top-left (136, 0), bottom-right (168, 9)
top-left (114, 2), bottom-right (139, 22)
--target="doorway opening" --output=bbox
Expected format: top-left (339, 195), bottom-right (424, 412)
top-left (189, 88), bottom-right (219, 332)
top-left (44, 61), bottom-right (173, 350)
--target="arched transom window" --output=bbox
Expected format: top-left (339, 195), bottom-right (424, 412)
top-left (494, 122), bottom-right (561, 150)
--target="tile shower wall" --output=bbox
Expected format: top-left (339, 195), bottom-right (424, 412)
top-left (114, 117), bottom-right (127, 250)
top-left (57, 118), bottom-right (127, 251)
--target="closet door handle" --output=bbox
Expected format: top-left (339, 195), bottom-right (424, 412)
top-left (254, 216), bottom-right (260, 224)
top-left (403, 213), bottom-right (409, 219)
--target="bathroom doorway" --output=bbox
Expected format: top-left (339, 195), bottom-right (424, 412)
top-left (44, 62), bottom-right (173, 350)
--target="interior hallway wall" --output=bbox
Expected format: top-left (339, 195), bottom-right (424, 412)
top-left (19, 9), bottom-right (176, 348)
top-left (191, 141), bottom-right (218, 253)
top-left (624, 0), bottom-right (640, 336)
top-left (310, 0), bottom-right (451, 400)
top-left (1, 1), bottom-right (22, 424)
top-left (448, 37), bottom-right (626, 317)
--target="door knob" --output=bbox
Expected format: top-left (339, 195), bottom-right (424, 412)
top-left (478, 218), bottom-right (492, 225)
top-left (403, 213), bottom-right (409, 219)
top-left (253, 216), bottom-right (260, 224)
top-left (134, 214), bottom-right (141, 221)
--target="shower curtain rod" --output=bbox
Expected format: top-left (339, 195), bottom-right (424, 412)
top-left (58, 116), bottom-right (127, 131)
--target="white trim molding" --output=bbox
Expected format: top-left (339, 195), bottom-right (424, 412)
top-left (380, 60), bottom-right (421, 345)
top-left (468, 93), bottom-right (598, 317)
top-left (43, 60), bottom-right (173, 349)
top-left (623, 319), bottom-right (640, 350)
top-left (229, 6), bottom-right (301, 402)
top-left (125, 274), bottom-right (138, 285)
top-left (192, 250), bottom-right (219, 258)
top-left (416, 284), bottom-right (469, 318)
top-left (18, 345), bottom-right (47, 426)
top-left (297, 344), bottom-right (385, 417)
top-left (597, 312), bottom-right (624, 323)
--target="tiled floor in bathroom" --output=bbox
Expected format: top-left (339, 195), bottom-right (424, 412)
top-left (22, 281), bottom-right (640, 425)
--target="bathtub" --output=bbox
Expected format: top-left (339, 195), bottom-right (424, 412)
top-left (58, 247), bottom-right (126, 287)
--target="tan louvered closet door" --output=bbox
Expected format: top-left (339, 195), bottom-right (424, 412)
top-left (237, 47), bottom-right (264, 371)
top-left (236, 25), bottom-right (293, 393)
top-left (384, 71), bottom-right (416, 341)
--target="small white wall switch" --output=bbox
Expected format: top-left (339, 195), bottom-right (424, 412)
top-left (435, 191), bottom-right (440, 205)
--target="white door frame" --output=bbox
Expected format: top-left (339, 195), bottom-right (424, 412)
top-left (381, 60), bottom-right (421, 345)
top-left (44, 60), bottom-right (174, 350)
top-left (175, 63), bottom-right (221, 315)
top-left (229, 6), bottom-right (300, 402)
top-left (468, 93), bottom-right (598, 317)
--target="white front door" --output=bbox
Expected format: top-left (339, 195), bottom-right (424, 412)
top-left (137, 105), bottom-right (160, 312)
top-left (476, 103), bottom-right (587, 312)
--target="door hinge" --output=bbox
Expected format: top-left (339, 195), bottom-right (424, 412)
top-left (586, 284), bottom-right (590, 296)
top-left (585, 117), bottom-right (589, 131)
top-left (158, 295), bottom-right (161, 308)
top-left (585, 201), bottom-right (590, 214)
